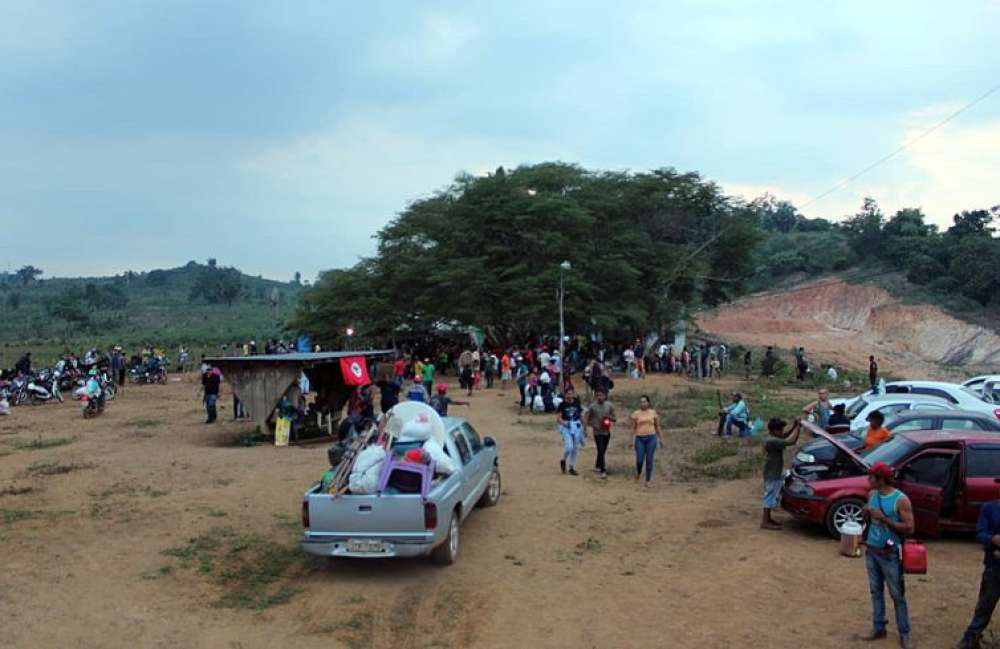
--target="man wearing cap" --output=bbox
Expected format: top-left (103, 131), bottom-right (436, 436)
top-left (430, 384), bottom-right (468, 418)
top-left (862, 461), bottom-right (915, 648)
top-left (955, 486), bottom-right (1000, 649)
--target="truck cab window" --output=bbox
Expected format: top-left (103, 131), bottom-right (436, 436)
top-left (451, 430), bottom-right (472, 465)
top-left (461, 423), bottom-right (483, 453)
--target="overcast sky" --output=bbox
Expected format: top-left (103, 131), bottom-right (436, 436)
top-left (2, 1), bottom-right (999, 281)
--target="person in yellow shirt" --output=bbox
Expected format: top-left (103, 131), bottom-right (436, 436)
top-left (630, 395), bottom-right (663, 488)
top-left (863, 411), bottom-right (891, 450)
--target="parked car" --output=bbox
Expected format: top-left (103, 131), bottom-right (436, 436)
top-left (300, 417), bottom-right (500, 565)
top-left (962, 374), bottom-right (1000, 397)
top-left (836, 380), bottom-right (999, 422)
top-left (845, 394), bottom-right (955, 432)
top-left (793, 409), bottom-right (1000, 478)
top-left (783, 422), bottom-right (1000, 537)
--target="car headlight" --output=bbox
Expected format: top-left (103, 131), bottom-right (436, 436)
top-left (785, 480), bottom-right (815, 497)
top-left (795, 452), bottom-right (816, 464)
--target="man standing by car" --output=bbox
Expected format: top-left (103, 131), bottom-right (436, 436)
top-left (762, 417), bottom-right (802, 530)
top-left (869, 355), bottom-right (879, 391)
top-left (861, 461), bottom-right (915, 648)
top-left (955, 487), bottom-right (1000, 649)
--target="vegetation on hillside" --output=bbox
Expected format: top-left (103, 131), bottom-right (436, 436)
top-left (0, 261), bottom-right (302, 352)
top-left (750, 196), bottom-right (1000, 320)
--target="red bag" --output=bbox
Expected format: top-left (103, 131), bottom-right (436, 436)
top-left (901, 539), bottom-right (927, 574)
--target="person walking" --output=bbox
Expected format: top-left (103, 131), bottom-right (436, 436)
top-left (421, 358), bottom-right (436, 391)
top-left (743, 349), bottom-right (753, 381)
top-left (585, 388), bottom-right (616, 477)
top-left (515, 359), bottom-right (529, 410)
top-left (761, 417), bottom-right (801, 529)
top-left (201, 365), bottom-right (221, 423)
top-left (869, 355), bottom-right (880, 391)
top-left (861, 461), bottom-right (915, 648)
top-left (557, 386), bottom-right (584, 475)
top-left (955, 484), bottom-right (1000, 649)
top-left (500, 352), bottom-right (512, 391)
top-left (630, 395), bottom-right (663, 488)
top-left (430, 384), bottom-right (469, 417)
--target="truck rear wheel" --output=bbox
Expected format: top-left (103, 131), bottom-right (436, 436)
top-left (431, 512), bottom-right (459, 565)
top-left (477, 467), bottom-right (501, 508)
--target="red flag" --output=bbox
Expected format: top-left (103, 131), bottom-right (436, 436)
top-left (340, 356), bottom-right (371, 386)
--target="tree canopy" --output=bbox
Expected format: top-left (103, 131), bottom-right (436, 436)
top-left (293, 163), bottom-right (762, 347)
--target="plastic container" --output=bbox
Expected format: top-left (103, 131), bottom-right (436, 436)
top-left (839, 521), bottom-right (863, 557)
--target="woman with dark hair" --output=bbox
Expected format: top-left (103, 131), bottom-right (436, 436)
top-left (630, 395), bottom-right (663, 488)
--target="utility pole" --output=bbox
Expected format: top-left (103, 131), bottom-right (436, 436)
top-left (558, 260), bottom-right (571, 389)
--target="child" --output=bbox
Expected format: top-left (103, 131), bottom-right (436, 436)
top-left (430, 384), bottom-right (469, 417)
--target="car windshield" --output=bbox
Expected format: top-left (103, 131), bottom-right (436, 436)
top-left (861, 436), bottom-right (919, 467)
top-left (970, 385), bottom-right (1000, 404)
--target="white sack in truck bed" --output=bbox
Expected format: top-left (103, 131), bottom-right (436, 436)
top-left (348, 444), bottom-right (386, 494)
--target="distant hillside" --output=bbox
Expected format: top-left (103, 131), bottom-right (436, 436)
top-left (0, 261), bottom-right (303, 358)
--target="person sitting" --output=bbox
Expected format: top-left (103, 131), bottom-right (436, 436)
top-left (721, 392), bottom-right (751, 438)
top-left (863, 411), bottom-right (891, 451)
top-left (828, 403), bottom-right (850, 428)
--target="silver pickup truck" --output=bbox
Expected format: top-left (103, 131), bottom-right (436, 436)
top-left (300, 417), bottom-right (500, 565)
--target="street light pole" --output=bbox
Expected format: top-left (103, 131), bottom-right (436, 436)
top-left (558, 260), bottom-right (571, 390)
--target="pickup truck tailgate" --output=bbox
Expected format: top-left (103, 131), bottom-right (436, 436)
top-left (306, 491), bottom-right (427, 535)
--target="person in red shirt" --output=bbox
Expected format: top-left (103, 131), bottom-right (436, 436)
top-left (392, 356), bottom-right (406, 386)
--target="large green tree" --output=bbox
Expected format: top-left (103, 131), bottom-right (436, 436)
top-left (293, 163), bottom-right (761, 346)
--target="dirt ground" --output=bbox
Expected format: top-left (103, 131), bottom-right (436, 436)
top-left (0, 373), bottom-right (987, 649)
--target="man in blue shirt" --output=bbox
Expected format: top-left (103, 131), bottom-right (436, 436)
top-left (956, 498), bottom-right (1000, 649)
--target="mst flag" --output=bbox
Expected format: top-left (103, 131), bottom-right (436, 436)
top-left (340, 356), bottom-right (371, 386)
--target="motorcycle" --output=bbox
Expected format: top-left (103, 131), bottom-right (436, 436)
top-left (9, 375), bottom-right (30, 406)
top-left (81, 394), bottom-right (104, 418)
top-left (27, 369), bottom-right (63, 405)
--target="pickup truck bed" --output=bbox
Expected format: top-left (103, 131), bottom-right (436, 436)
top-left (300, 417), bottom-right (500, 565)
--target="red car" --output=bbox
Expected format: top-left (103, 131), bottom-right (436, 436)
top-left (782, 423), bottom-right (1000, 537)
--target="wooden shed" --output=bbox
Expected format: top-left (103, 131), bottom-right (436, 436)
top-left (205, 350), bottom-right (391, 427)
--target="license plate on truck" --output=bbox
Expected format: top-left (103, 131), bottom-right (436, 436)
top-left (347, 539), bottom-right (386, 553)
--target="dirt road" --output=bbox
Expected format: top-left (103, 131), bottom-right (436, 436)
top-left (0, 375), bottom-right (985, 648)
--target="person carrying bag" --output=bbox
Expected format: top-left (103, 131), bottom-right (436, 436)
top-left (860, 461), bottom-right (917, 648)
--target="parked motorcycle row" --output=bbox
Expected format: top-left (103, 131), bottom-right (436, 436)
top-left (0, 350), bottom-right (155, 417)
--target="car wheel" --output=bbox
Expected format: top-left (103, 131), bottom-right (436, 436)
top-left (825, 497), bottom-right (866, 538)
top-left (431, 511), bottom-right (459, 566)
top-left (477, 467), bottom-right (502, 508)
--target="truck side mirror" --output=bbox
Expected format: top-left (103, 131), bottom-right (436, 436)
top-left (483, 436), bottom-right (496, 448)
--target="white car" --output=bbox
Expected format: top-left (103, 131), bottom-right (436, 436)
top-left (962, 375), bottom-right (1000, 399)
top-left (845, 394), bottom-right (956, 432)
top-left (838, 380), bottom-right (1000, 422)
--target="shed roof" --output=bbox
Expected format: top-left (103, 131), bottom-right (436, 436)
top-left (205, 350), bottom-right (392, 364)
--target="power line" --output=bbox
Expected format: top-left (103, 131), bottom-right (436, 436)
top-left (801, 82), bottom-right (1000, 209)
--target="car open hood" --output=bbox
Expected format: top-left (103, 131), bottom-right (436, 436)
top-left (802, 421), bottom-right (867, 470)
